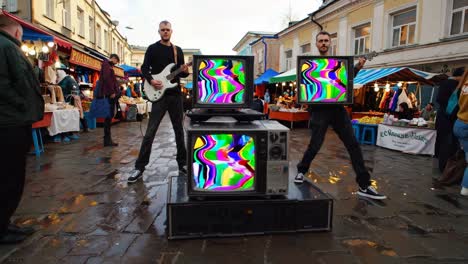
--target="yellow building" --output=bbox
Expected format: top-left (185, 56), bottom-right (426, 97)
top-left (244, 0), bottom-right (468, 74)
top-left (9, 0), bottom-right (132, 64)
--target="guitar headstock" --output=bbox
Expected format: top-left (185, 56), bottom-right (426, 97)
top-left (359, 51), bottom-right (378, 61)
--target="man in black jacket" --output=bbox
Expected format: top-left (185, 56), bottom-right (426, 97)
top-left (128, 20), bottom-right (189, 183)
top-left (0, 15), bottom-right (44, 243)
top-left (295, 31), bottom-right (386, 200)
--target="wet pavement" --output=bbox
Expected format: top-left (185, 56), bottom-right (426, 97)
top-left (1, 115), bottom-right (467, 264)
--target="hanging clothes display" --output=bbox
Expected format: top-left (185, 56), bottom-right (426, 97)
top-left (397, 88), bottom-right (413, 110)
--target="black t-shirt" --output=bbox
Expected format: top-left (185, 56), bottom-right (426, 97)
top-left (141, 41), bottom-right (189, 95)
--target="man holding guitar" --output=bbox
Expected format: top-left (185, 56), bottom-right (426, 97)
top-left (294, 31), bottom-right (386, 200)
top-left (128, 20), bottom-right (190, 183)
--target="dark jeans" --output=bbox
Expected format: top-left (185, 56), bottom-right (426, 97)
top-left (0, 126), bottom-right (31, 233)
top-left (297, 107), bottom-right (371, 188)
top-left (103, 97), bottom-right (117, 142)
top-left (135, 94), bottom-right (186, 171)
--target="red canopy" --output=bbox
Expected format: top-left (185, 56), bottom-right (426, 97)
top-left (1, 10), bottom-right (72, 49)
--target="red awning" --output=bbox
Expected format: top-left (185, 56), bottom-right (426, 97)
top-left (1, 10), bottom-right (72, 49)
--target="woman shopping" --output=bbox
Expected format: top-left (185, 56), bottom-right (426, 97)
top-left (453, 69), bottom-right (468, 196)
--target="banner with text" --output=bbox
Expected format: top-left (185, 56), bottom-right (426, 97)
top-left (376, 124), bottom-right (437, 155)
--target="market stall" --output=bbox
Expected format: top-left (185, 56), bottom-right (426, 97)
top-left (268, 109), bottom-right (309, 129)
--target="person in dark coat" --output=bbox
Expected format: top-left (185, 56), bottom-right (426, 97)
top-left (435, 67), bottom-right (465, 172)
top-left (0, 15), bottom-right (44, 244)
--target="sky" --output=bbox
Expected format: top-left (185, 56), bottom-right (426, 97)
top-left (97, 0), bottom-right (322, 54)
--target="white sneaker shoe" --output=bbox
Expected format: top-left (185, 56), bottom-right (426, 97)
top-left (294, 173), bottom-right (305, 184)
top-left (461, 187), bottom-right (468, 196)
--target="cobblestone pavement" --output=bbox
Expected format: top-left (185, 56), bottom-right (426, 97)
top-left (0, 116), bottom-right (467, 264)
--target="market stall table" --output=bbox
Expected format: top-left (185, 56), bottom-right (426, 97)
top-left (269, 110), bottom-right (309, 129)
top-left (48, 108), bottom-right (80, 136)
top-left (376, 124), bottom-right (436, 155)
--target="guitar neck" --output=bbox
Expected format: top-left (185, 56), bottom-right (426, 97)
top-left (167, 67), bottom-right (184, 81)
top-left (166, 62), bottom-right (192, 81)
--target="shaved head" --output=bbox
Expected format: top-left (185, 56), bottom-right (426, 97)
top-left (0, 15), bottom-right (23, 41)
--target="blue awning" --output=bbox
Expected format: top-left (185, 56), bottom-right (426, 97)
top-left (185, 82), bottom-right (193, 89)
top-left (22, 27), bottom-right (54, 42)
top-left (120, 64), bottom-right (142, 77)
top-left (254, 68), bottom-right (279, 85)
top-left (354, 67), bottom-right (438, 88)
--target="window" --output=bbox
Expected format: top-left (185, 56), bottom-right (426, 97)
top-left (2, 0), bottom-right (18, 12)
top-left (112, 38), bottom-right (116, 53)
top-left (285, 50), bottom-right (293, 70)
top-left (301, 43), bottom-right (311, 54)
top-left (391, 8), bottom-right (416, 47)
top-left (62, 0), bottom-right (71, 29)
top-left (96, 24), bottom-right (102, 47)
top-left (77, 8), bottom-right (84, 37)
top-left (89, 16), bottom-right (95, 43)
top-left (450, 0), bottom-right (468, 35)
top-left (45, 0), bottom-right (54, 19)
top-left (104, 30), bottom-right (108, 51)
top-left (330, 33), bottom-right (337, 56)
top-left (353, 23), bottom-right (371, 55)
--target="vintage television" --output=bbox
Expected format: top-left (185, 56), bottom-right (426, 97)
top-left (187, 120), bottom-right (289, 198)
top-left (192, 55), bottom-right (254, 109)
top-left (296, 56), bottom-right (354, 105)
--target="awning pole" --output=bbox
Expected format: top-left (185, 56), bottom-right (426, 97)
top-left (430, 86), bottom-right (435, 108)
top-left (418, 82), bottom-right (422, 111)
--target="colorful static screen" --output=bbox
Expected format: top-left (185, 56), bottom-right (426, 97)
top-left (192, 134), bottom-right (255, 192)
top-left (196, 59), bottom-right (246, 104)
top-left (299, 58), bottom-right (349, 103)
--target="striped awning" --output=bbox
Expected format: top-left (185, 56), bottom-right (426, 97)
top-left (354, 67), bottom-right (438, 89)
top-left (269, 68), bottom-right (296, 83)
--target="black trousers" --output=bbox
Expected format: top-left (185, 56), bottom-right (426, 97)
top-left (0, 126), bottom-right (31, 233)
top-left (297, 107), bottom-right (371, 188)
top-left (103, 98), bottom-right (117, 142)
top-left (435, 112), bottom-right (459, 172)
top-left (135, 94), bottom-right (186, 171)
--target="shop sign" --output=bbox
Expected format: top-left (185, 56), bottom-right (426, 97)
top-left (69, 49), bottom-right (101, 71)
top-left (113, 66), bottom-right (124, 77)
top-left (376, 124), bottom-right (437, 155)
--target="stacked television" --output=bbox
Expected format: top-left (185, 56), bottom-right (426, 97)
top-left (166, 55), bottom-right (351, 239)
top-left (187, 55), bottom-right (289, 198)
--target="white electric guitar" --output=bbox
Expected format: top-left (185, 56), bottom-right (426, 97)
top-left (143, 61), bottom-right (192, 102)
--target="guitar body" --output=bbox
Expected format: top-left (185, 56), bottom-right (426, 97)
top-left (143, 63), bottom-right (178, 102)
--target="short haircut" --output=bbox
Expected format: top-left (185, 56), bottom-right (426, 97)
top-left (159, 20), bottom-right (171, 27)
top-left (0, 15), bottom-right (20, 30)
top-left (315, 31), bottom-right (331, 41)
top-left (453, 67), bottom-right (465, 77)
top-left (110, 53), bottom-right (120, 62)
top-left (428, 102), bottom-right (434, 106)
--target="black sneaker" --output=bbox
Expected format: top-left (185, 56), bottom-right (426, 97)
top-left (357, 186), bottom-right (387, 200)
top-left (179, 166), bottom-right (187, 176)
top-left (127, 170), bottom-right (143, 184)
top-left (294, 172), bottom-right (305, 184)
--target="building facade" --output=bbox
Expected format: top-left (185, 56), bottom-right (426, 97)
top-left (130, 45), bottom-right (146, 68)
top-left (250, 37), bottom-right (281, 77)
top-left (6, 0), bottom-right (132, 64)
top-left (241, 0), bottom-right (468, 75)
top-left (233, 31), bottom-right (276, 56)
